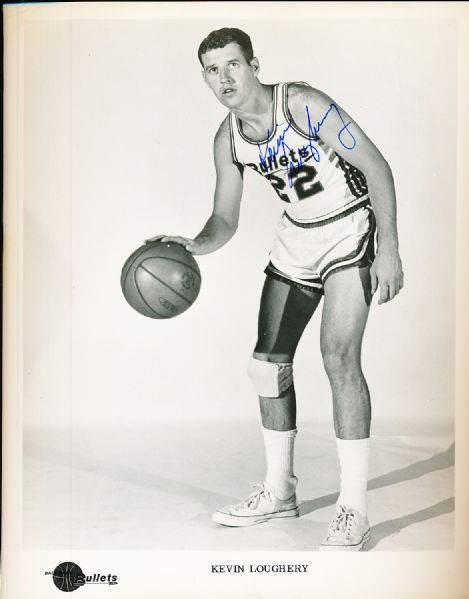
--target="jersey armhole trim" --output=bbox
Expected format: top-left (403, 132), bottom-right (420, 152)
top-left (283, 82), bottom-right (320, 142)
top-left (228, 113), bottom-right (240, 164)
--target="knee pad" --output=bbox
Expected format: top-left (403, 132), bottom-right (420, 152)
top-left (247, 356), bottom-right (293, 398)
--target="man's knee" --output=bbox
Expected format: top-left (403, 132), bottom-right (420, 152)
top-left (247, 355), bottom-right (293, 398)
top-left (321, 341), bottom-right (361, 379)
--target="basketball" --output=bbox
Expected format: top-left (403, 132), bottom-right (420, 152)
top-left (121, 241), bottom-right (202, 319)
top-left (52, 562), bottom-right (85, 592)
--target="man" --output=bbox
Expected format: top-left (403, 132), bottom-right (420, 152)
top-left (150, 28), bottom-right (403, 551)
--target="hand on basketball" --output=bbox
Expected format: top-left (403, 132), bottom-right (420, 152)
top-left (144, 234), bottom-right (199, 254)
top-left (370, 246), bottom-right (404, 304)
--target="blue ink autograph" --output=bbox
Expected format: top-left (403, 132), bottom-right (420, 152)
top-left (258, 103), bottom-right (356, 187)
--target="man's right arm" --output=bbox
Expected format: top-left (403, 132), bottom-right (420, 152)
top-left (151, 117), bottom-right (244, 255)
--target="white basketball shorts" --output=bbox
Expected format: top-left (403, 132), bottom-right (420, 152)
top-left (265, 203), bottom-right (376, 294)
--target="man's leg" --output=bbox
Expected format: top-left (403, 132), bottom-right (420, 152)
top-left (254, 276), bottom-right (322, 430)
top-left (212, 276), bottom-right (321, 526)
top-left (319, 265), bottom-right (372, 550)
top-left (252, 276), bottom-right (321, 500)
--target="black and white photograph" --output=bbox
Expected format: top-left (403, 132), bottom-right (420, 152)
top-left (3, 2), bottom-right (469, 598)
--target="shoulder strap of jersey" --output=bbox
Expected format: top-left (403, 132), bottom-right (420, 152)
top-left (281, 81), bottom-right (312, 138)
top-left (276, 82), bottom-right (291, 128)
top-left (228, 112), bottom-right (240, 163)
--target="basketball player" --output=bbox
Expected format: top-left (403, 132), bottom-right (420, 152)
top-left (148, 28), bottom-right (403, 550)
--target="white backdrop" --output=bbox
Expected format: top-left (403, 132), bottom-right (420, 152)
top-left (5, 4), bottom-right (469, 599)
top-left (22, 13), bottom-right (456, 434)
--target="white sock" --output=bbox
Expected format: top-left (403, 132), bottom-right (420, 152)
top-left (262, 426), bottom-right (297, 500)
top-left (336, 437), bottom-right (370, 516)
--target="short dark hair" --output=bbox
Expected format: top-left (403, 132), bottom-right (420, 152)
top-left (198, 28), bottom-right (254, 66)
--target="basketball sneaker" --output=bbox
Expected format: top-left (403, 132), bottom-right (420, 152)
top-left (212, 483), bottom-right (299, 527)
top-left (319, 505), bottom-right (371, 551)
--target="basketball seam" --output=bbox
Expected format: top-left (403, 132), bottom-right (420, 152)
top-left (133, 269), bottom-right (169, 318)
top-left (142, 256), bottom-right (201, 278)
top-left (140, 265), bottom-right (193, 305)
top-left (121, 244), bottom-right (156, 289)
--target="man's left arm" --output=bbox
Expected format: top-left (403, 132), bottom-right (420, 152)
top-left (289, 84), bottom-right (404, 304)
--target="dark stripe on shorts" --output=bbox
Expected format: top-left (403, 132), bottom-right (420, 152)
top-left (320, 210), bottom-right (376, 283)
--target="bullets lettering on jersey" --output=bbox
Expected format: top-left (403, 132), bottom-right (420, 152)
top-left (257, 121), bottom-right (321, 168)
top-left (257, 122), bottom-right (321, 188)
top-left (256, 103), bottom-right (357, 183)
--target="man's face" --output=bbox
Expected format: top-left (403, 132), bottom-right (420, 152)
top-left (201, 42), bottom-right (259, 108)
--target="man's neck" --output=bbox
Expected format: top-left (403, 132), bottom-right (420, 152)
top-left (231, 82), bottom-right (274, 130)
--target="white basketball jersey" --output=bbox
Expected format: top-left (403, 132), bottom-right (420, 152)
top-left (229, 82), bottom-right (370, 223)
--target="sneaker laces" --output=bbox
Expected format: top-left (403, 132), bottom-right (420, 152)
top-left (238, 483), bottom-right (273, 510)
top-left (330, 505), bottom-right (356, 536)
